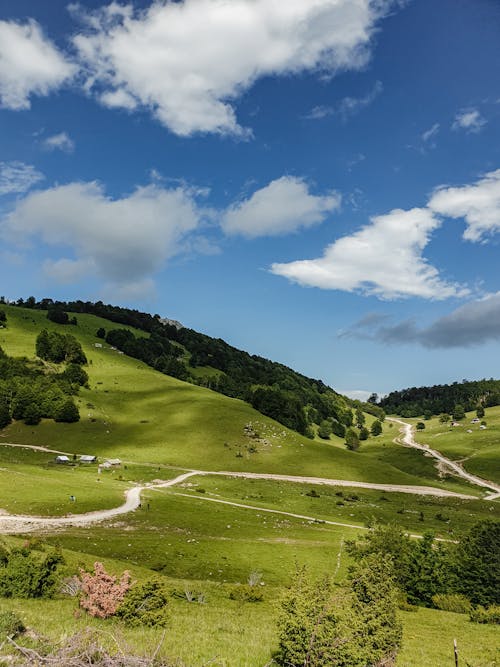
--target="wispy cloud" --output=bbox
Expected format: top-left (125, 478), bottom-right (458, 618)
top-left (304, 81), bottom-right (383, 122)
top-left (42, 132), bottom-right (75, 153)
top-left (452, 108), bottom-right (486, 133)
top-left (0, 161), bottom-right (44, 195)
top-left (344, 293), bottom-right (500, 349)
top-left (337, 80), bottom-right (383, 120)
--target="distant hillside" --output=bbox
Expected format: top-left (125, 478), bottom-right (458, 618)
top-left (380, 378), bottom-right (500, 417)
top-left (5, 297), bottom-right (384, 436)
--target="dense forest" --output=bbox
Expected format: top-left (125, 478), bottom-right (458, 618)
top-left (0, 314), bottom-right (85, 428)
top-left (5, 297), bottom-right (385, 437)
top-left (379, 378), bottom-right (500, 417)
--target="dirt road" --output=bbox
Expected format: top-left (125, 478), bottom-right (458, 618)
top-left (388, 417), bottom-right (500, 499)
top-left (0, 462), bottom-right (478, 534)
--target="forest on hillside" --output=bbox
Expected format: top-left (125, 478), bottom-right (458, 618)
top-left (379, 378), bottom-right (500, 417)
top-left (5, 297), bottom-right (384, 437)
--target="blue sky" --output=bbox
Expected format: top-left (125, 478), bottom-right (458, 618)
top-left (1, 0), bottom-right (500, 398)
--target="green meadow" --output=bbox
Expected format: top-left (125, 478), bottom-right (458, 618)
top-left (0, 305), bottom-right (499, 666)
top-left (407, 410), bottom-right (500, 484)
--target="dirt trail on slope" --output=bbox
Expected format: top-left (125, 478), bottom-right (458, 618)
top-left (0, 453), bottom-right (479, 534)
top-left (388, 417), bottom-right (500, 499)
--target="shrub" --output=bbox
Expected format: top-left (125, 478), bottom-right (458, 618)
top-left (0, 548), bottom-right (63, 599)
top-left (432, 594), bottom-right (471, 614)
top-left (55, 399), bottom-right (80, 423)
top-left (79, 562), bottom-right (131, 618)
top-left (229, 584), bottom-right (264, 602)
top-left (117, 579), bottom-right (170, 627)
top-left (469, 605), bottom-right (500, 624)
top-left (0, 609), bottom-right (25, 637)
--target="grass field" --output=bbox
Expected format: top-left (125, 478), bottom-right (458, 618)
top-left (0, 305), bottom-right (499, 666)
top-left (406, 410), bottom-right (500, 484)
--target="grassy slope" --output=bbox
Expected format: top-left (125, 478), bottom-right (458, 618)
top-left (1, 306), bottom-right (499, 666)
top-left (0, 305), bottom-right (478, 500)
top-left (407, 410), bottom-right (500, 484)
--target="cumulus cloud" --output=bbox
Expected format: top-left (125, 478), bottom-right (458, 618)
top-left (452, 108), bottom-right (486, 133)
top-left (429, 169), bottom-right (500, 242)
top-left (1, 181), bottom-right (205, 289)
top-left (0, 19), bottom-right (75, 110)
top-left (0, 162), bottom-right (44, 195)
top-left (222, 176), bottom-right (340, 238)
top-left (72, 0), bottom-right (397, 136)
top-left (42, 132), bottom-right (75, 153)
top-left (271, 207), bottom-right (468, 300)
top-left (353, 293), bottom-right (500, 348)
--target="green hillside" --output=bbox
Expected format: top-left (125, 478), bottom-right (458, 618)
top-left (0, 304), bottom-right (499, 666)
top-left (0, 304), bottom-right (476, 493)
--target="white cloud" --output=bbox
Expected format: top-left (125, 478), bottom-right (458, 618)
top-left (337, 80), bottom-right (383, 119)
top-left (428, 169), bottom-right (500, 242)
top-left (271, 207), bottom-right (468, 300)
top-left (0, 162), bottom-right (44, 195)
top-left (42, 132), bottom-right (75, 153)
top-left (0, 19), bottom-right (75, 110)
top-left (2, 181), bottom-right (205, 288)
top-left (421, 122), bottom-right (439, 143)
top-left (222, 176), bottom-right (340, 238)
top-left (338, 389), bottom-right (373, 401)
top-left (452, 108), bottom-right (486, 133)
top-left (72, 0), bottom-right (397, 136)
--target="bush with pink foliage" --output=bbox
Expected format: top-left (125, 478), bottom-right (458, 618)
top-left (79, 562), bottom-right (131, 618)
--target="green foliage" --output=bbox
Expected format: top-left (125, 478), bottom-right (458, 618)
top-left (228, 584), bottom-right (264, 603)
top-left (251, 387), bottom-right (307, 435)
top-left (355, 408), bottom-right (365, 428)
top-left (47, 307), bottom-right (69, 325)
top-left (439, 413), bottom-right (450, 423)
top-left (431, 594), bottom-right (471, 614)
top-left (370, 419), bottom-right (382, 436)
top-left (469, 605), bottom-right (500, 624)
top-left (358, 426), bottom-right (369, 441)
top-left (454, 520), bottom-right (500, 606)
top-left (380, 379), bottom-right (500, 417)
top-left (96, 327), bottom-right (106, 339)
top-left (62, 363), bottom-right (89, 387)
top-left (0, 547), bottom-right (63, 599)
top-left (345, 428), bottom-right (360, 451)
top-left (24, 402), bottom-right (41, 425)
top-left (416, 422), bottom-right (425, 430)
top-left (317, 420), bottom-right (332, 439)
top-left (275, 557), bottom-right (401, 667)
top-left (117, 579), bottom-right (170, 627)
top-left (54, 399), bottom-right (80, 423)
top-left (0, 609), bottom-right (25, 637)
top-left (331, 419), bottom-right (346, 438)
top-left (452, 404), bottom-right (465, 421)
top-left (476, 404), bottom-right (485, 418)
top-left (0, 310), bottom-right (6, 325)
top-left (36, 329), bottom-right (87, 365)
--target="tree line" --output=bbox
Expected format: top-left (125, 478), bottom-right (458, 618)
top-left (7, 298), bottom-right (385, 437)
top-left (379, 378), bottom-right (500, 417)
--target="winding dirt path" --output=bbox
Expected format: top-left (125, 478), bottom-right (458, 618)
top-left (0, 444), bottom-right (480, 534)
top-left (388, 417), bottom-right (500, 499)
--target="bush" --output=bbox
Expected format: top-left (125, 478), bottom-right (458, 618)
top-left (229, 584), bottom-right (264, 602)
top-left (55, 399), bottom-right (80, 423)
top-left (416, 422), bottom-right (425, 430)
top-left (0, 548), bottom-right (63, 599)
top-left (0, 609), bottom-right (25, 637)
top-left (117, 579), bottom-right (170, 627)
top-left (469, 605), bottom-right (500, 624)
top-left (432, 594), bottom-right (471, 614)
top-left (79, 562), bottom-right (131, 618)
